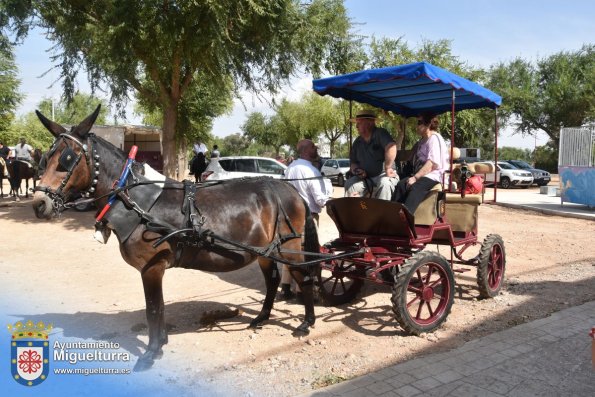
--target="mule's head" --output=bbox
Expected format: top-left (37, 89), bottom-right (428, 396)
top-left (32, 105), bottom-right (101, 219)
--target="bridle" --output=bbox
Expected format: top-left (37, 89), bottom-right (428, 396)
top-left (34, 133), bottom-right (99, 215)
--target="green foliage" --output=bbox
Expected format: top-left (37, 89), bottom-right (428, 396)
top-left (0, 44), bottom-right (22, 132)
top-left (1, 93), bottom-right (107, 149)
top-left (487, 44), bottom-right (595, 148)
top-left (0, 0), bottom-right (354, 177)
top-left (533, 145), bottom-right (559, 173)
top-left (135, 74), bottom-right (234, 145)
top-left (36, 93), bottom-right (109, 125)
top-left (496, 146), bottom-right (533, 162)
top-left (3, 112), bottom-right (54, 150)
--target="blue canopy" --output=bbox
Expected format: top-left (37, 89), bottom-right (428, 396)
top-left (312, 62), bottom-right (502, 117)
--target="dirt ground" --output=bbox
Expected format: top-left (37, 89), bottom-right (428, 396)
top-left (1, 182), bottom-right (595, 396)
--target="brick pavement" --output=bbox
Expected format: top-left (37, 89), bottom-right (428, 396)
top-left (298, 301), bottom-right (595, 397)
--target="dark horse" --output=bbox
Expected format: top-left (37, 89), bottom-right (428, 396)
top-left (5, 148), bottom-right (42, 199)
top-left (0, 159), bottom-right (5, 197)
top-left (190, 151), bottom-right (207, 183)
top-left (31, 106), bottom-right (320, 371)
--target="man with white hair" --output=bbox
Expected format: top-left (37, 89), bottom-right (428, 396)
top-left (282, 139), bottom-right (331, 300)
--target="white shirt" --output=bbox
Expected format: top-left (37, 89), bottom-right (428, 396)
top-left (14, 143), bottom-right (33, 160)
top-left (193, 143), bottom-right (208, 155)
top-left (284, 158), bottom-right (331, 214)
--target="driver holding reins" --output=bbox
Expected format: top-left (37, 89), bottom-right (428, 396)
top-left (344, 109), bottom-right (398, 199)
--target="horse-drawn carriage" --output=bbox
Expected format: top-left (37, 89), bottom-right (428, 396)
top-left (312, 62), bottom-right (506, 334)
top-left (31, 62), bottom-right (505, 370)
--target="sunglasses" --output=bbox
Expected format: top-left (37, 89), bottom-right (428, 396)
top-left (417, 119), bottom-right (425, 125)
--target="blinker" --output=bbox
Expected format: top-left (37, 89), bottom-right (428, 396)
top-left (59, 147), bottom-right (78, 171)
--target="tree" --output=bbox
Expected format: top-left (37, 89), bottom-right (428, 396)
top-left (360, 37), bottom-right (495, 152)
top-left (496, 146), bottom-right (533, 162)
top-left (219, 133), bottom-right (253, 156)
top-left (487, 45), bottom-right (595, 149)
top-left (301, 92), bottom-right (348, 157)
top-left (241, 110), bottom-right (289, 156)
top-left (0, 39), bottom-right (22, 135)
top-left (1, 0), bottom-right (354, 178)
top-left (4, 93), bottom-right (108, 149)
top-left (37, 93), bottom-right (109, 125)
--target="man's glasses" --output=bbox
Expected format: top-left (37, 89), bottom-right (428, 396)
top-left (417, 119), bottom-right (425, 125)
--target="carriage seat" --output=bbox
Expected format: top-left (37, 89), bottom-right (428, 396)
top-left (413, 183), bottom-right (443, 225)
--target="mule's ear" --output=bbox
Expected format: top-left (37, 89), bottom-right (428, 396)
top-left (71, 105), bottom-right (101, 138)
top-left (36, 110), bottom-right (67, 137)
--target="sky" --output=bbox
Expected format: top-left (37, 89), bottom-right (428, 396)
top-left (12, 0), bottom-right (595, 149)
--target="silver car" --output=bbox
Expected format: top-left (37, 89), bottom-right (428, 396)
top-left (476, 161), bottom-right (534, 189)
top-left (320, 158), bottom-right (350, 186)
top-left (201, 156), bottom-right (287, 181)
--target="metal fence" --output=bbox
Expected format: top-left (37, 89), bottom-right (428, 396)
top-left (559, 126), bottom-right (595, 167)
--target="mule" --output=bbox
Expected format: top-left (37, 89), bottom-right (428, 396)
top-left (31, 106), bottom-right (320, 371)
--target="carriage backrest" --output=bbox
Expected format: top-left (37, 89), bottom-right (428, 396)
top-left (326, 197), bottom-right (415, 238)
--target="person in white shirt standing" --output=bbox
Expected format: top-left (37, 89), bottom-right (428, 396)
top-left (282, 139), bottom-right (331, 300)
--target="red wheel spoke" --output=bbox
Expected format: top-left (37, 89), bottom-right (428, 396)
top-left (425, 301), bottom-right (434, 317)
top-left (330, 278), bottom-right (339, 295)
top-left (407, 284), bottom-right (423, 294)
top-left (406, 294), bottom-right (421, 308)
top-left (415, 269), bottom-right (424, 284)
top-left (339, 278), bottom-right (346, 293)
top-left (424, 265), bottom-right (435, 285)
top-left (415, 300), bottom-right (424, 319)
top-left (427, 276), bottom-right (445, 289)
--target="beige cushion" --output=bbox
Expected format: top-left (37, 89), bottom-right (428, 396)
top-left (413, 184), bottom-right (443, 225)
top-left (468, 162), bottom-right (495, 174)
top-left (445, 193), bottom-right (482, 204)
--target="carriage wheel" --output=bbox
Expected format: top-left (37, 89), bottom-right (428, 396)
top-left (477, 234), bottom-right (506, 298)
top-left (317, 260), bottom-right (364, 306)
top-left (391, 251), bottom-right (454, 335)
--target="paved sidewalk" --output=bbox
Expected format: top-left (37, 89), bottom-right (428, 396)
top-left (487, 187), bottom-right (595, 221)
top-left (299, 301), bottom-right (595, 397)
top-left (299, 183), bottom-right (595, 397)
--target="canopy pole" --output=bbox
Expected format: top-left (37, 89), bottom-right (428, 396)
top-left (493, 108), bottom-right (499, 202)
top-left (349, 101), bottom-right (353, 154)
top-left (449, 90), bottom-right (455, 191)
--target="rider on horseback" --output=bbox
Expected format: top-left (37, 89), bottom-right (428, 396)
top-left (9, 138), bottom-right (35, 201)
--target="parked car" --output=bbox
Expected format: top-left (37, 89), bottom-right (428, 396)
top-left (320, 158), bottom-right (350, 186)
top-left (201, 156), bottom-right (287, 181)
top-left (474, 161), bottom-right (533, 189)
top-left (502, 160), bottom-right (551, 186)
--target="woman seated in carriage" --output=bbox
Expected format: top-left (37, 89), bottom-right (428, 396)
top-left (392, 112), bottom-right (449, 214)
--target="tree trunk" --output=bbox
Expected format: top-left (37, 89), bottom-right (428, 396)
top-left (161, 104), bottom-right (179, 179)
top-left (177, 138), bottom-right (189, 180)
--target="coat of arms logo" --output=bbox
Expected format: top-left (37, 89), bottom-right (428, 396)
top-left (8, 320), bottom-right (52, 386)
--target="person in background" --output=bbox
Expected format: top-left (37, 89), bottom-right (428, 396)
top-left (14, 137), bottom-right (34, 161)
top-left (391, 112), bottom-right (448, 214)
top-left (190, 140), bottom-right (208, 183)
top-left (211, 144), bottom-right (220, 158)
top-left (344, 110), bottom-right (398, 199)
top-left (281, 139), bottom-right (331, 301)
top-left (193, 140), bottom-right (208, 156)
top-left (0, 141), bottom-right (10, 176)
